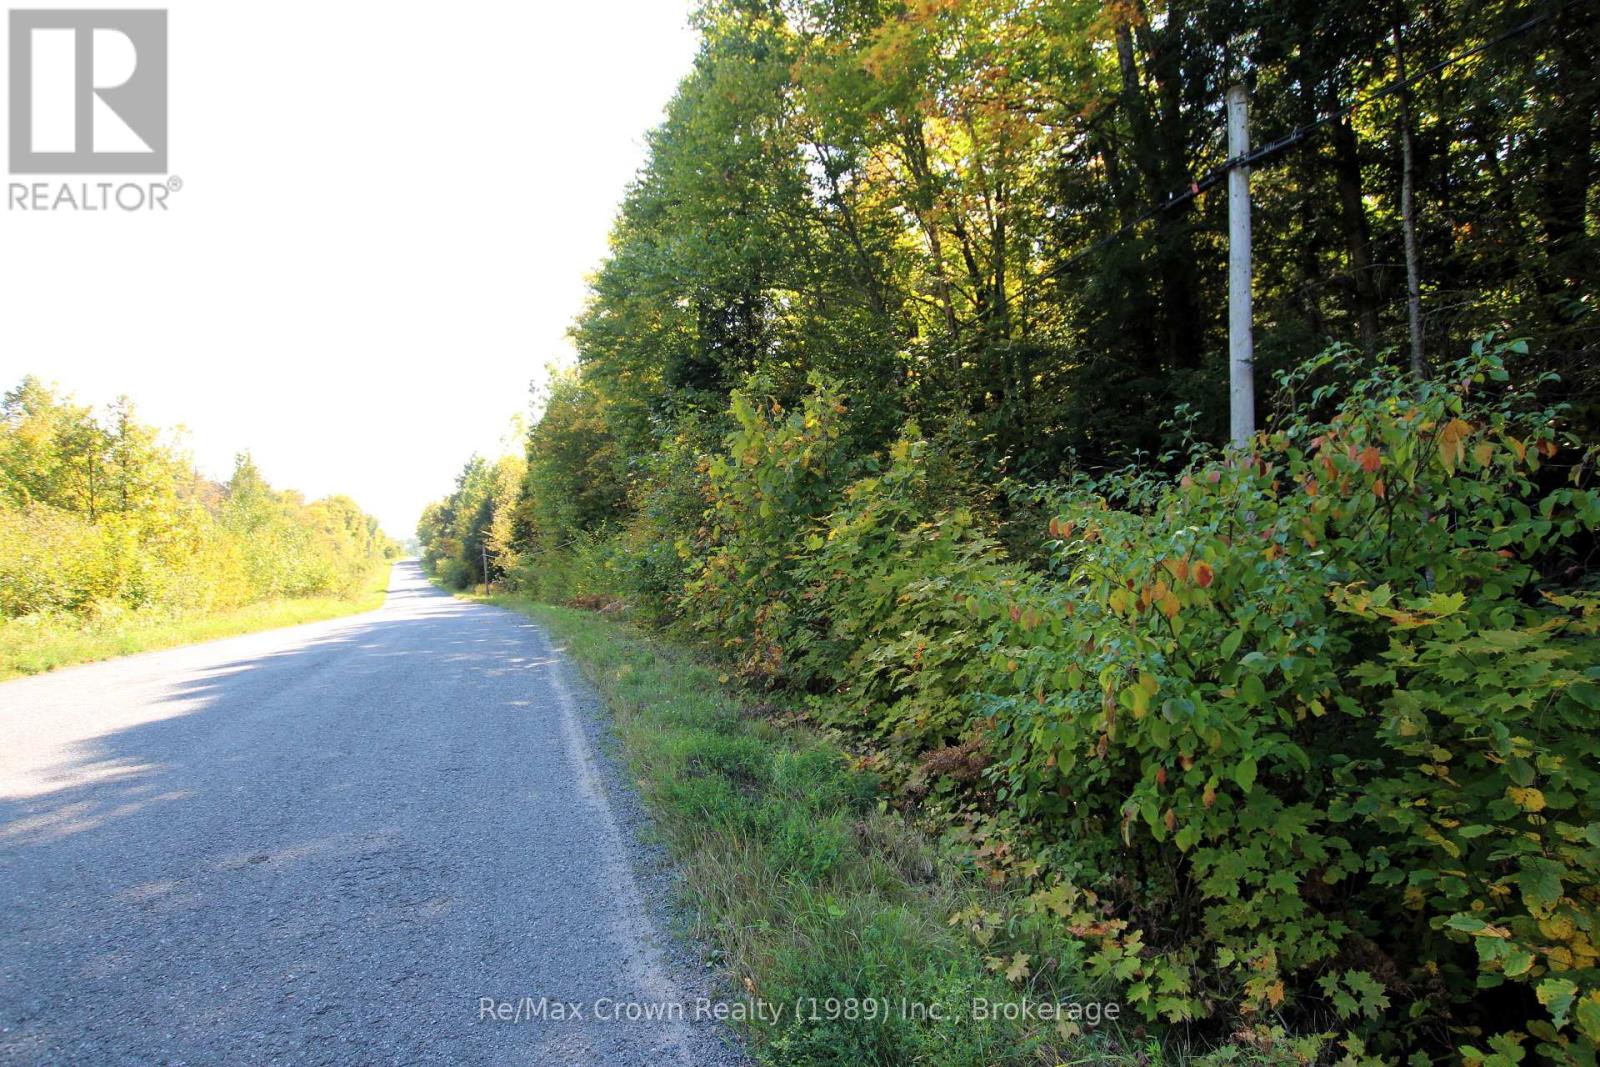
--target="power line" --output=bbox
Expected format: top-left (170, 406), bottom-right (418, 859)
top-left (1042, 0), bottom-right (1588, 281)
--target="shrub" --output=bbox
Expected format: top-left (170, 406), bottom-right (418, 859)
top-left (973, 338), bottom-right (1600, 1059)
top-left (683, 376), bottom-right (854, 682)
top-left (792, 432), bottom-right (1023, 757)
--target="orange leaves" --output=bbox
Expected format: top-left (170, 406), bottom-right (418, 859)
top-left (1194, 562), bottom-right (1215, 588)
top-left (1358, 446), bottom-right (1382, 473)
top-left (1437, 418), bottom-right (1473, 473)
top-left (1047, 515), bottom-right (1076, 540)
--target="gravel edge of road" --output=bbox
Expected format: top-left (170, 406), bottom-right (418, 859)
top-left (537, 620), bottom-right (755, 1067)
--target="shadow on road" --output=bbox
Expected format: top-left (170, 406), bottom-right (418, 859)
top-left (0, 564), bottom-right (668, 1064)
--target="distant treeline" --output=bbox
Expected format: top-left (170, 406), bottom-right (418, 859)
top-left (0, 376), bottom-right (397, 621)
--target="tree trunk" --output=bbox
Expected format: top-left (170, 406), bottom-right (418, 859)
top-left (1331, 118), bottom-right (1382, 355)
top-left (1394, 22), bottom-right (1428, 379)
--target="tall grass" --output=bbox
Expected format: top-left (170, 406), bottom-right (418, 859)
top-left (498, 599), bottom-right (1164, 1067)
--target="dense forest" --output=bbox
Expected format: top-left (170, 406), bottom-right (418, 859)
top-left (1, 376), bottom-right (396, 625)
top-left (421, 0), bottom-right (1599, 1061)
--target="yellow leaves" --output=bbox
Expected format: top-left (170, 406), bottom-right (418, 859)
top-left (1540, 914), bottom-right (1577, 942)
top-left (1155, 580), bottom-right (1181, 620)
top-left (1129, 671), bottom-right (1158, 718)
top-left (1028, 882), bottom-right (1079, 920)
top-left (1423, 825), bottom-right (1463, 860)
top-left (1507, 786), bottom-right (1547, 812)
top-left (907, 0), bottom-right (961, 20)
top-left (1437, 418), bottom-right (1473, 473)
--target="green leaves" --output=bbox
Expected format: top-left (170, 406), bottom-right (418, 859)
top-left (1233, 756), bottom-right (1258, 794)
top-left (966, 339), bottom-right (1600, 1048)
top-left (1518, 859), bottom-right (1565, 914)
top-left (1538, 977), bottom-right (1579, 1027)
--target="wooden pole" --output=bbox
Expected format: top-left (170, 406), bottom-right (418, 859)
top-left (1227, 84), bottom-right (1256, 449)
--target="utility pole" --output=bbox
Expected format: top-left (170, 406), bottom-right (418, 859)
top-left (481, 541), bottom-right (490, 592)
top-left (1226, 83), bottom-right (1256, 450)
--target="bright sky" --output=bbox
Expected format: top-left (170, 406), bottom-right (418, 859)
top-left (0, 0), bottom-right (699, 540)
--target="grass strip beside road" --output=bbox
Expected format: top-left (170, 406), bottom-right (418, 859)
top-left (0, 562), bottom-right (395, 681)
top-left (489, 596), bottom-right (1148, 1067)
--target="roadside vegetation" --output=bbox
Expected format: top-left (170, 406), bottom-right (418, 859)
top-left (496, 598), bottom-right (1155, 1065)
top-left (0, 561), bottom-right (393, 680)
top-left (0, 377), bottom-right (398, 679)
top-left (419, 1), bottom-right (1599, 1061)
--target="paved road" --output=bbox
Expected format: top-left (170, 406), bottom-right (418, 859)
top-left (0, 562), bottom-right (744, 1065)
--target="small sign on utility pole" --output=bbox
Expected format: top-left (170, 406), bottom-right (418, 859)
top-left (1227, 83), bottom-right (1255, 450)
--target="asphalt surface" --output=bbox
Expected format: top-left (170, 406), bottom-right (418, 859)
top-left (0, 562), bottom-right (748, 1065)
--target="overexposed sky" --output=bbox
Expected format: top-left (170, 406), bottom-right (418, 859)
top-left (0, 0), bottom-right (699, 539)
